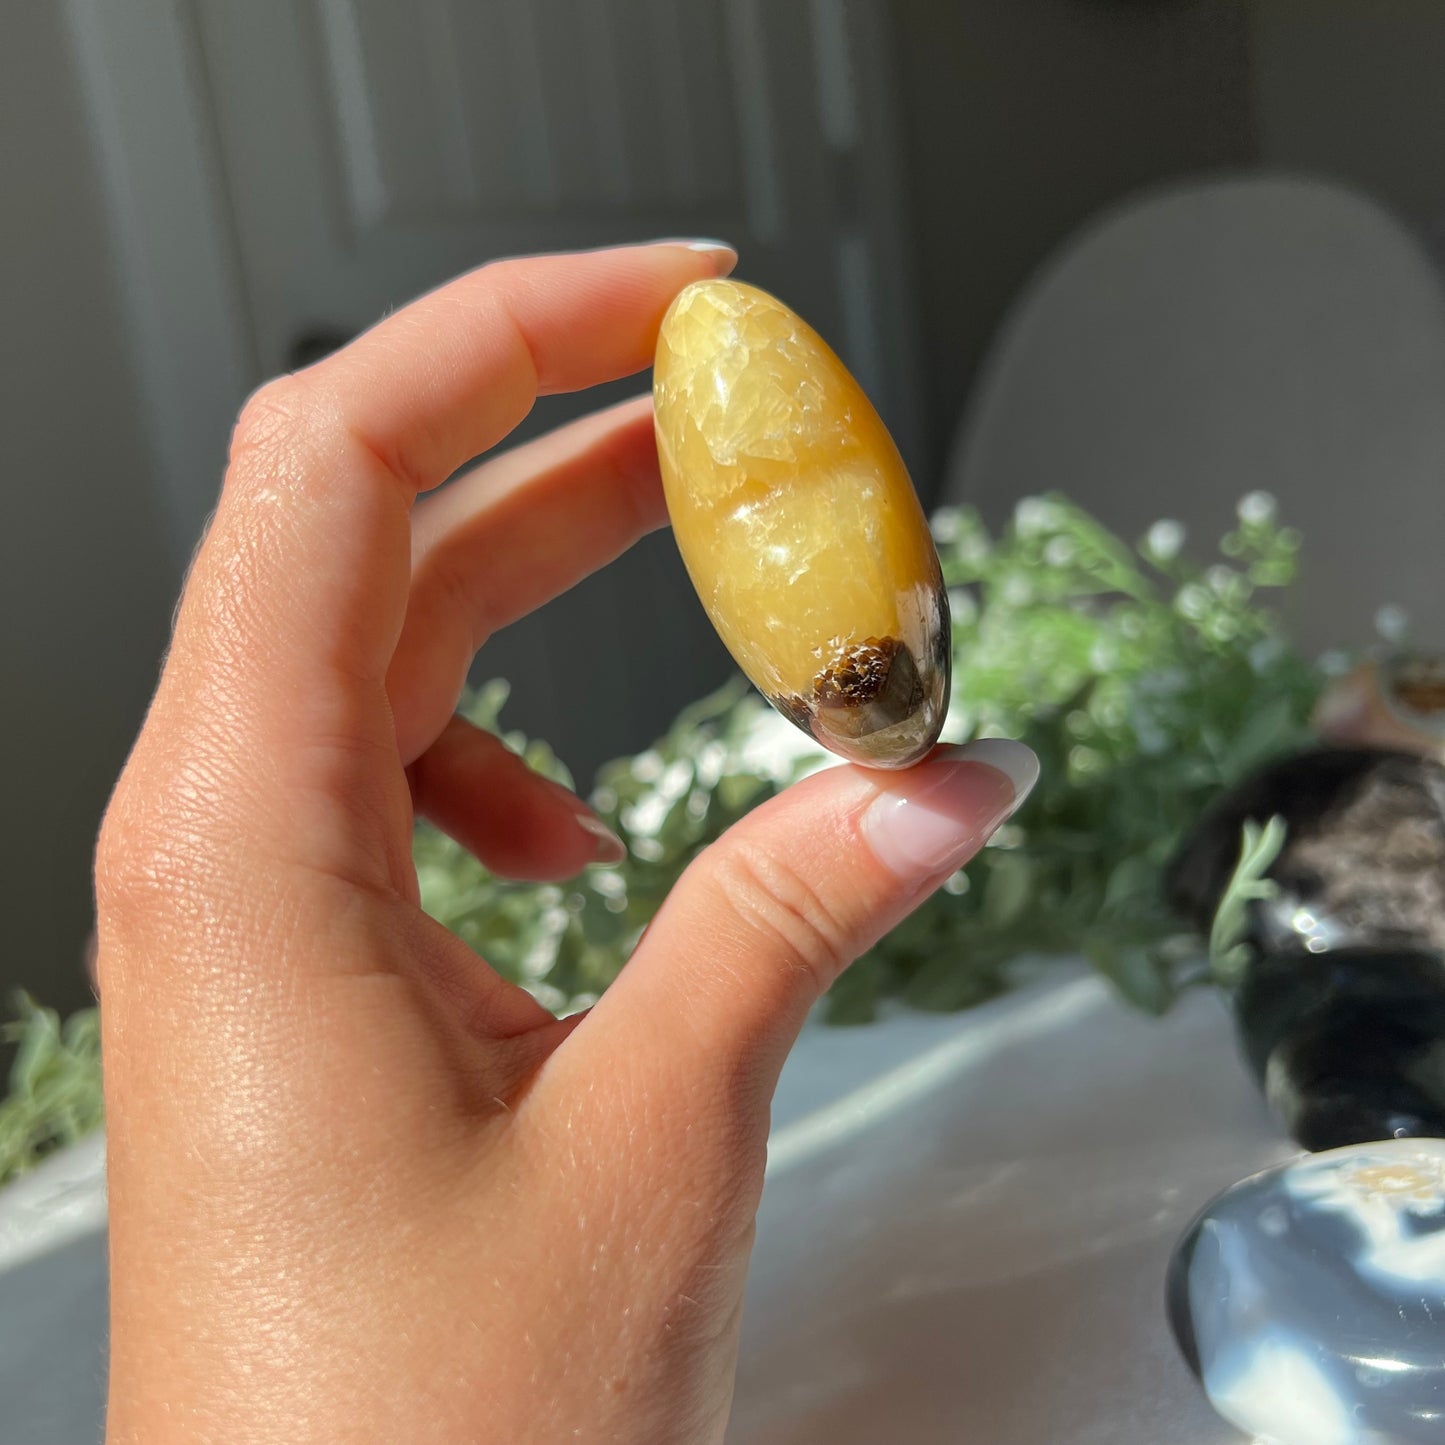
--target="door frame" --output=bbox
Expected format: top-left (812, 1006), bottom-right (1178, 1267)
top-left (64, 0), bottom-right (256, 566)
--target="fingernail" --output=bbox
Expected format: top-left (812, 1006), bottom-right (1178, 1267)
top-left (862, 739), bottom-right (1040, 880)
top-left (651, 238), bottom-right (738, 276)
top-left (576, 813), bottom-right (628, 867)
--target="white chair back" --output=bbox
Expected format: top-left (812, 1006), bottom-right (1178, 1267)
top-left (942, 175), bottom-right (1445, 653)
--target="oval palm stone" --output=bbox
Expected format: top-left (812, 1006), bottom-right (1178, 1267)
top-left (653, 279), bottom-right (949, 768)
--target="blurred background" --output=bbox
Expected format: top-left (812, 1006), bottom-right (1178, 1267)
top-left (5, 0), bottom-right (1445, 1017)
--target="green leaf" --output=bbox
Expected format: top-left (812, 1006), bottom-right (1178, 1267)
top-left (1086, 941), bottom-right (1176, 1016)
top-left (0, 995), bottom-right (104, 1186)
top-left (980, 853), bottom-right (1034, 930)
top-left (1221, 697), bottom-right (1298, 780)
top-left (823, 960), bottom-right (883, 1026)
top-left (9, 996), bottom-right (60, 1096)
top-left (1209, 815), bottom-right (1289, 986)
top-left (901, 950), bottom-right (1005, 1014)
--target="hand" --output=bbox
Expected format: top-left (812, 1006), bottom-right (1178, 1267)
top-left (97, 243), bottom-right (1037, 1444)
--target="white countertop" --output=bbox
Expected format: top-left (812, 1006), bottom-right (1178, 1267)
top-left (0, 964), bottom-right (1288, 1444)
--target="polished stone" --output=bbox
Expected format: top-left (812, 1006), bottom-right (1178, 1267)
top-left (1234, 946), bottom-right (1445, 1151)
top-left (1165, 746), bottom-right (1445, 1150)
top-left (1165, 748), bottom-right (1445, 961)
top-left (1168, 1138), bottom-right (1445, 1444)
top-left (653, 279), bottom-right (948, 768)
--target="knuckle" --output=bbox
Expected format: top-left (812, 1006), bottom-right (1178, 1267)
top-left (235, 369), bottom-right (421, 498)
top-left (713, 838), bottom-right (856, 997)
top-left (92, 814), bottom-right (128, 918)
top-left (226, 375), bottom-right (329, 487)
top-left (230, 376), bottom-right (308, 457)
top-left (93, 790), bottom-right (172, 930)
top-left (417, 542), bottom-right (489, 648)
top-left (93, 749), bottom-right (235, 932)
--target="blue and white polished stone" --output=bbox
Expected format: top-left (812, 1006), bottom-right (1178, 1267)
top-left (1168, 1139), bottom-right (1445, 1444)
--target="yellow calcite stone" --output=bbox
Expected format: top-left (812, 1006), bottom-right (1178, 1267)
top-left (653, 279), bottom-right (949, 768)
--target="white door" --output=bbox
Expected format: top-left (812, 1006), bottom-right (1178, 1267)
top-left (71, 0), bottom-right (922, 776)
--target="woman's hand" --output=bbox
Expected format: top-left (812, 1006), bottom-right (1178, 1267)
top-left (97, 242), bottom-right (1036, 1444)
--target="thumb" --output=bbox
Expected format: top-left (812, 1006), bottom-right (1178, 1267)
top-left (566, 739), bottom-right (1038, 1112)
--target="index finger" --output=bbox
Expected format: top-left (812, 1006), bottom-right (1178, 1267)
top-left (318, 239), bottom-right (737, 497)
top-left (177, 241), bottom-right (734, 711)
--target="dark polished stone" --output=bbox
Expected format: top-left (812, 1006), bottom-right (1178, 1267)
top-left (1166, 747), bottom-right (1445, 1149)
top-left (1166, 747), bottom-right (1445, 958)
top-left (1235, 947), bottom-right (1445, 1151)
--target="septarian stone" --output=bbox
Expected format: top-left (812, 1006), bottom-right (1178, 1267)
top-left (1167, 1139), bottom-right (1445, 1443)
top-left (653, 279), bottom-right (949, 768)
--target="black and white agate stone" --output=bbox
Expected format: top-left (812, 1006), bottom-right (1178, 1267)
top-left (1165, 747), bottom-right (1445, 1150)
top-left (1168, 1139), bottom-right (1445, 1443)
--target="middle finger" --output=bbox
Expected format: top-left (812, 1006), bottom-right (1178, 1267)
top-left (388, 395), bottom-right (667, 765)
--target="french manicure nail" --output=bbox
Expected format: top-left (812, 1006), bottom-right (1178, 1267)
top-left (650, 238), bottom-right (739, 276)
top-left (862, 739), bottom-right (1040, 880)
top-left (577, 813), bottom-right (628, 867)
